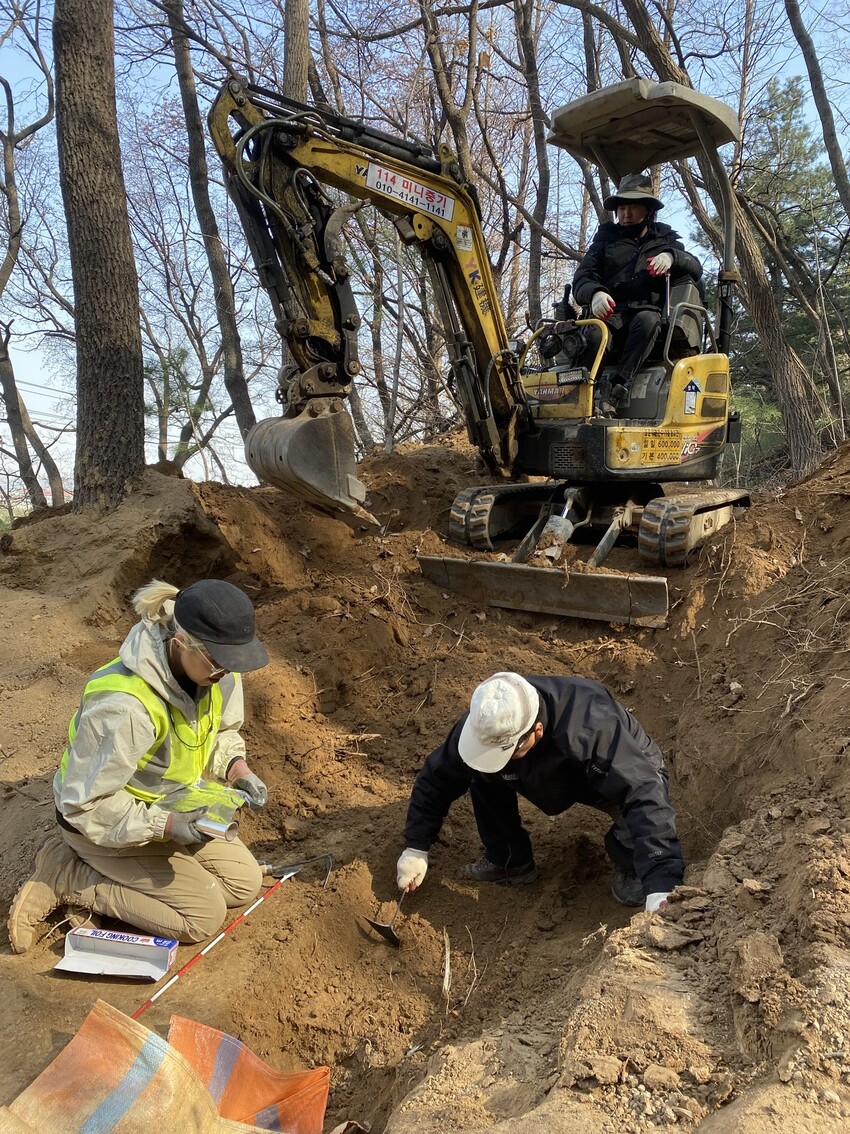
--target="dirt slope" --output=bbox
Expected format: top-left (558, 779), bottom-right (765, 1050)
top-left (1, 433), bottom-right (849, 1132)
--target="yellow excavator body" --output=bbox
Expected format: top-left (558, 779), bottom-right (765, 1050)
top-left (208, 78), bottom-right (749, 626)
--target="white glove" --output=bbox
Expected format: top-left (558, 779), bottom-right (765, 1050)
top-left (397, 848), bottom-right (429, 892)
top-left (591, 291), bottom-right (616, 319)
top-left (647, 252), bottom-right (673, 277)
top-left (645, 892), bottom-right (670, 913)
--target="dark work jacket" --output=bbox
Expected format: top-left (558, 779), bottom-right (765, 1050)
top-left (403, 675), bottom-right (685, 895)
top-left (572, 220), bottom-right (703, 312)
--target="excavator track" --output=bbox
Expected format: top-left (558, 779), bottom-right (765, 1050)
top-left (449, 483), bottom-right (565, 550)
top-left (637, 499), bottom-right (694, 567)
top-left (638, 489), bottom-right (750, 567)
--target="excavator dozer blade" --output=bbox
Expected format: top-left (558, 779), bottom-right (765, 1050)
top-left (245, 403), bottom-right (378, 526)
top-left (418, 557), bottom-right (668, 628)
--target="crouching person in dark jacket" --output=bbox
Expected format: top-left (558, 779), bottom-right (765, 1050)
top-left (572, 172), bottom-right (703, 414)
top-left (396, 672), bottom-right (684, 913)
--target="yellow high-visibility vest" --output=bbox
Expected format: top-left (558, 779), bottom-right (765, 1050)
top-left (59, 657), bottom-right (224, 803)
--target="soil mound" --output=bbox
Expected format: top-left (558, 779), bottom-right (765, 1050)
top-left (1, 435), bottom-right (849, 1131)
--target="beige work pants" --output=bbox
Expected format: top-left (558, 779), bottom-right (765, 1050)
top-left (60, 826), bottom-right (263, 943)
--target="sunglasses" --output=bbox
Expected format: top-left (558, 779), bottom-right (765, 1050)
top-left (174, 635), bottom-right (229, 679)
top-left (196, 650), bottom-right (229, 680)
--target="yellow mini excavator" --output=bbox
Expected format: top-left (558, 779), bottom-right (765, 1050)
top-left (208, 77), bottom-right (749, 627)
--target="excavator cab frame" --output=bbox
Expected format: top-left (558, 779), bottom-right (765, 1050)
top-left (546, 77), bottom-right (740, 355)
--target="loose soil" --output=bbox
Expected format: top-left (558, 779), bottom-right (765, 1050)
top-left (2, 432), bottom-right (850, 1132)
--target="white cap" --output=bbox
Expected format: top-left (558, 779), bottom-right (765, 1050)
top-left (458, 673), bottom-right (540, 773)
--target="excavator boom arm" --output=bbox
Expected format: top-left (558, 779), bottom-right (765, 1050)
top-left (208, 78), bottom-right (523, 485)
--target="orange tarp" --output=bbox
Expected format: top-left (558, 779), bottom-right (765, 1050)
top-left (0, 999), bottom-right (329, 1134)
top-left (169, 1014), bottom-right (329, 1133)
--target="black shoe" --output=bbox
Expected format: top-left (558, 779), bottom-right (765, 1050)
top-left (459, 854), bottom-right (539, 885)
top-left (610, 382), bottom-right (629, 406)
top-left (611, 867), bottom-right (644, 906)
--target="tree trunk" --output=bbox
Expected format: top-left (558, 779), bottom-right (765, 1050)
top-left (0, 338), bottom-right (47, 508)
top-left (784, 0), bottom-right (850, 224)
top-left (367, 242), bottom-right (392, 444)
top-left (53, 0), bottom-right (145, 511)
top-left (283, 0), bottom-right (310, 102)
top-left (166, 0), bottom-right (256, 440)
top-left (737, 220), bottom-right (821, 472)
top-left (513, 0), bottom-right (549, 325)
top-left (419, 0), bottom-right (478, 184)
top-left (347, 379), bottom-right (376, 454)
top-left (619, 0), bottom-right (821, 478)
top-left (19, 398), bottom-right (66, 506)
top-left (0, 20), bottom-right (56, 507)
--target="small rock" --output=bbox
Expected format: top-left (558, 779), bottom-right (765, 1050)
top-left (680, 896), bottom-right (711, 911)
top-left (730, 931), bottom-right (784, 1001)
top-left (643, 922), bottom-right (704, 950)
top-left (777, 1048), bottom-right (798, 1083)
top-left (720, 832), bottom-right (747, 853)
top-left (734, 885), bottom-right (759, 913)
top-left (687, 1065), bottom-right (711, 1085)
top-left (643, 1064), bottom-right (681, 1090)
top-left (667, 886), bottom-right (708, 902)
top-left (282, 816), bottom-right (311, 841)
top-left (803, 817), bottom-right (832, 835)
top-left (742, 878), bottom-right (771, 893)
top-left (585, 1055), bottom-right (624, 1085)
top-left (701, 861), bottom-right (739, 892)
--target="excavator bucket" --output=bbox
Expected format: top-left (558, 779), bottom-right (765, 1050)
top-left (245, 402), bottom-right (378, 526)
top-left (418, 557), bottom-right (668, 628)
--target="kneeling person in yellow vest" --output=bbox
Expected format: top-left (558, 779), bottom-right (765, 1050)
top-left (8, 578), bottom-right (270, 954)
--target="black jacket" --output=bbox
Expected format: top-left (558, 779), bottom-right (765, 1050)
top-left (572, 220), bottom-right (703, 312)
top-left (403, 675), bottom-right (684, 895)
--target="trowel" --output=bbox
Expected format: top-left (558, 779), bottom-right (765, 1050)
top-left (362, 891), bottom-right (406, 948)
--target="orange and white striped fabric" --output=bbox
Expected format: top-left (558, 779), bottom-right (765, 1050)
top-left (168, 1014), bottom-right (329, 1132)
top-left (0, 999), bottom-right (329, 1134)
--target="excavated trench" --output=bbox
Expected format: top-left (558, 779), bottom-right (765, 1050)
top-left (3, 441), bottom-right (850, 1131)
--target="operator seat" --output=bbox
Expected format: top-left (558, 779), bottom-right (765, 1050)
top-left (665, 280), bottom-right (706, 360)
top-left (622, 282), bottom-right (708, 420)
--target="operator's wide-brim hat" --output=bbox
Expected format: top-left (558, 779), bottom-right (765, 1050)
top-left (174, 579), bottom-right (269, 673)
top-left (603, 172), bottom-right (664, 212)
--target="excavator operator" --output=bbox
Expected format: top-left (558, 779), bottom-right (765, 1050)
top-left (571, 172), bottom-right (703, 415)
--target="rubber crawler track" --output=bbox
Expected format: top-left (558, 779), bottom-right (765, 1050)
top-left (638, 498), bottom-right (697, 567)
top-left (449, 484), bottom-right (562, 550)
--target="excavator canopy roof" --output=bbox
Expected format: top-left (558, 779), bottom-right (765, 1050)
top-left (547, 78), bottom-right (740, 181)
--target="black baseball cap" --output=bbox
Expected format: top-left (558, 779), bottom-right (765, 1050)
top-left (174, 580), bottom-right (269, 673)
